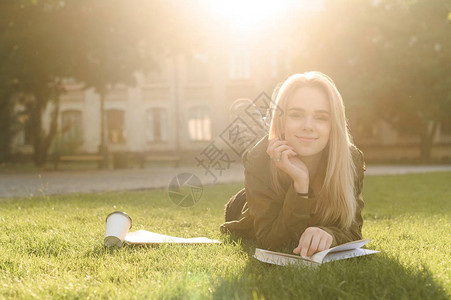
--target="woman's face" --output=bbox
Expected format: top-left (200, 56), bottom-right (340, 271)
top-left (282, 86), bottom-right (331, 158)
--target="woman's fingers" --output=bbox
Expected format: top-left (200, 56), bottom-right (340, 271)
top-left (293, 227), bottom-right (333, 258)
top-left (325, 235), bottom-right (333, 250)
top-left (300, 235), bottom-right (312, 258)
top-left (294, 230), bottom-right (313, 258)
top-left (267, 139), bottom-right (288, 157)
top-left (307, 234), bottom-right (321, 257)
top-left (273, 145), bottom-right (294, 161)
top-left (281, 149), bottom-right (297, 160)
top-left (293, 234), bottom-right (305, 255)
top-left (293, 229), bottom-right (308, 254)
top-left (317, 236), bottom-right (329, 253)
top-left (267, 139), bottom-right (292, 161)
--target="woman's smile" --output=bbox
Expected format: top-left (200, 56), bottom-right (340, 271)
top-left (296, 136), bottom-right (318, 142)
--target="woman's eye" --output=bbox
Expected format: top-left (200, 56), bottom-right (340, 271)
top-left (315, 115), bottom-right (329, 121)
top-left (288, 113), bottom-right (301, 119)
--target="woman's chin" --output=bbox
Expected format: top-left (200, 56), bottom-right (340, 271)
top-left (295, 148), bottom-right (324, 158)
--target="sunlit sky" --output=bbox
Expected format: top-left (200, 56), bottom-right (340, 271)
top-left (200, 0), bottom-right (324, 37)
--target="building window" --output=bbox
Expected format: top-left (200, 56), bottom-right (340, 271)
top-left (61, 110), bottom-right (83, 142)
top-left (188, 106), bottom-right (211, 141)
top-left (107, 109), bottom-right (126, 144)
top-left (229, 48), bottom-right (250, 80)
top-left (146, 108), bottom-right (168, 142)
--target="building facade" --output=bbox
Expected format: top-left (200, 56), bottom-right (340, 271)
top-left (11, 39), bottom-right (451, 162)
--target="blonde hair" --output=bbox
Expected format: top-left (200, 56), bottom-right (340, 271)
top-left (269, 71), bottom-right (356, 229)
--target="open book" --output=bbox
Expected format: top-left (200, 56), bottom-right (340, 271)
top-left (254, 239), bottom-right (379, 267)
top-left (124, 230), bottom-right (221, 245)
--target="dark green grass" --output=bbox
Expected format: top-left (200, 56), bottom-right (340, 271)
top-left (0, 172), bottom-right (450, 299)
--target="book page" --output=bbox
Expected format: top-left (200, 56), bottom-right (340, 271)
top-left (124, 230), bottom-right (221, 245)
top-left (322, 248), bottom-right (380, 263)
top-left (253, 248), bottom-right (319, 267)
top-left (310, 239), bottom-right (370, 263)
top-left (327, 239), bottom-right (370, 253)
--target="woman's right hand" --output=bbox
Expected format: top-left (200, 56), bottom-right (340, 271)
top-left (266, 138), bottom-right (309, 192)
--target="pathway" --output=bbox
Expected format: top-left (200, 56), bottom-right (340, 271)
top-left (0, 164), bottom-right (450, 198)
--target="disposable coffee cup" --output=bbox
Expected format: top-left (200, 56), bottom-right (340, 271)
top-left (104, 211), bottom-right (132, 247)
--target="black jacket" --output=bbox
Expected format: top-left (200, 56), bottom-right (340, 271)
top-left (221, 135), bottom-right (366, 250)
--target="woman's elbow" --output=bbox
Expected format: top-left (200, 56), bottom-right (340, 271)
top-left (256, 233), bottom-right (288, 251)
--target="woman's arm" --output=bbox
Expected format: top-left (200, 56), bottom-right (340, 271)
top-left (245, 170), bottom-right (314, 250)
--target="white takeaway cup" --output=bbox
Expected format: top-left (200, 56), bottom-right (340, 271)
top-left (104, 211), bottom-right (132, 247)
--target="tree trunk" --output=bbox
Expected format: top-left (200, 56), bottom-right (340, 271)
top-left (31, 92), bottom-right (60, 167)
top-left (419, 120), bottom-right (438, 164)
top-left (98, 89), bottom-right (108, 169)
top-left (42, 99), bottom-right (60, 163)
top-left (31, 94), bottom-right (45, 167)
top-left (0, 96), bottom-right (13, 163)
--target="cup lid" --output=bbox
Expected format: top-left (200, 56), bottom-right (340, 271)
top-left (106, 211), bottom-right (132, 229)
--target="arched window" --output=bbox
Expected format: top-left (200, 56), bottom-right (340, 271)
top-left (107, 109), bottom-right (126, 144)
top-left (188, 106), bottom-right (211, 141)
top-left (146, 108), bottom-right (168, 142)
top-left (62, 110), bottom-right (83, 141)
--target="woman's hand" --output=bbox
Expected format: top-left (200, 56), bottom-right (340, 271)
top-left (293, 227), bottom-right (333, 258)
top-left (266, 138), bottom-right (309, 192)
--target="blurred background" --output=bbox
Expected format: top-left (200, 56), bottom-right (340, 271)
top-left (1, 0), bottom-right (450, 169)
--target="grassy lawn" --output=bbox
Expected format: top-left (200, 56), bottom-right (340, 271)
top-left (0, 172), bottom-right (450, 299)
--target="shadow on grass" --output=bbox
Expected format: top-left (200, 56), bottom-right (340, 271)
top-left (212, 239), bottom-right (448, 300)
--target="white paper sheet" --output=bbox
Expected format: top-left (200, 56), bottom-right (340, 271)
top-left (124, 230), bottom-right (221, 245)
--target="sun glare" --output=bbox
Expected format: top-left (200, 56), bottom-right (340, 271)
top-left (201, 0), bottom-right (323, 37)
top-left (202, 0), bottom-right (290, 36)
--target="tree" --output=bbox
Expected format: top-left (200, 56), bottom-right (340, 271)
top-left (0, 90), bottom-right (15, 164)
top-left (0, 0), bottom-right (73, 166)
top-left (0, 0), bottom-right (201, 166)
top-left (63, 0), bottom-right (201, 167)
top-left (374, 0), bottom-right (451, 162)
top-left (293, 0), bottom-right (451, 162)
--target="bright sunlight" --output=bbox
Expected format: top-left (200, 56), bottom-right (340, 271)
top-left (201, 0), bottom-right (323, 36)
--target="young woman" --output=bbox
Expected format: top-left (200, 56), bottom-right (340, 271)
top-left (221, 71), bottom-right (366, 259)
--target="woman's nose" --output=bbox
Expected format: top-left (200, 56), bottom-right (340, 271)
top-left (302, 116), bottom-right (314, 131)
